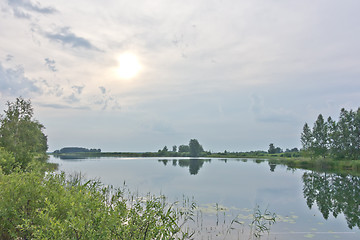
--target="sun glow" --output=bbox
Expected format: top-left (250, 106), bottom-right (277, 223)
top-left (116, 53), bottom-right (142, 79)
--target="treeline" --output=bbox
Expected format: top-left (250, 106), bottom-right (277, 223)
top-left (158, 139), bottom-right (206, 157)
top-left (54, 147), bottom-right (101, 154)
top-left (301, 107), bottom-right (360, 160)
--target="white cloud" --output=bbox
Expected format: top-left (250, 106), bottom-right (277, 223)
top-left (0, 62), bottom-right (41, 96)
top-left (7, 0), bottom-right (57, 19)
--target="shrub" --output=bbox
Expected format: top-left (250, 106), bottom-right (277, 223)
top-left (0, 172), bottom-right (193, 240)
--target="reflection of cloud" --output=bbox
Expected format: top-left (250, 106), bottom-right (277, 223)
top-left (7, 0), bottom-right (57, 19)
top-left (44, 58), bottom-right (57, 72)
top-left (0, 62), bottom-right (40, 96)
top-left (251, 94), bottom-right (295, 123)
top-left (44, 27), bottom-right (99, 50)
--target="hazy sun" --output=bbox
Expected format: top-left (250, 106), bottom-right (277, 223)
top-left (116, 53), bottom-right (141, 79)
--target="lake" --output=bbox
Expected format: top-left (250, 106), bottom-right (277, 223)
top-left (49, 156), bottom-right (360, 240)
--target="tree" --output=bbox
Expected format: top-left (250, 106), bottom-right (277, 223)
top-left (268, 143), bottom-right (276, 154)
top-left (302, 107), bottom-right (360, 160)
top-left (178, 145), bottom-right (190, 153)
top-left (162, 146), bottom-right (168, 152)
top-left (301, 123), bottom-right (313, 151)
top-left (172, 145), bottom-right (177, 152)
top-left (312, 114), bottom-right (328, 158)
top-left (0, 97), bottom-right (48, 169)
top-left (189, 139), bottom-right (204, 157)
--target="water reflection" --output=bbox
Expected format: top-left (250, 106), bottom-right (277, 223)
top-left (302, 171), bottom-right (360, 229)
top-left (158, 159), bottom-right (211, 175)
top-left (159, 158), bottom-right (276, 175)
top-left (158, 158), bottom-right (360, 231)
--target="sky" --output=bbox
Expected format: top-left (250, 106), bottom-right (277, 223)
top-left (0, 0), bottom-right (360, 152)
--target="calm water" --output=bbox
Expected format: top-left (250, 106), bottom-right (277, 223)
top-left (49, 156), bottom-right (360, 240)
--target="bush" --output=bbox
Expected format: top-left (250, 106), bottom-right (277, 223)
top-left (0, 172), bottom-right (193, 240)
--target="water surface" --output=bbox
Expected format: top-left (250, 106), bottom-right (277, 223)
top-left (49, 156), bottom-right (360, 239)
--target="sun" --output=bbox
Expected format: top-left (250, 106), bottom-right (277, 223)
top-left (116, 53), bottom-right (142, 79)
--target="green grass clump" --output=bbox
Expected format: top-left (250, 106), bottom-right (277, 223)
top-left (0, 171), bottom-right (193, 240)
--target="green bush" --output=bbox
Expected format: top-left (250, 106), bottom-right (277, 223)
top-left (0, 172), bottom-right (193, 240)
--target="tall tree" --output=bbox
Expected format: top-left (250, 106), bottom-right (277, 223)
top-left (0, 97), bottom-right (48, 169)
top-left (301, 123), bottom-right (313, 152)
top-left (326, 116), bottom-right (340, 158)
top-left (353, 108), bottom-right (360, 159)
top-left (336, 108), bottom-right (354, 159)
top-left (268, 143), bottom-right (276, 154)
top-left (312, 114), bottom-right (328, 158)
top-left (189, 139), bottom-right (204, 157)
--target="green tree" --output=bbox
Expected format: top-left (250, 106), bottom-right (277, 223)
top-left (172, 145), bottom-right (177, 152)
top-left (268, 143), bottom-right (282, 154)
top-left (301, 123), bottom-right (313, 153)
top-left (162, 146), bottom-right (168, 152)
top-left (178, 145), bottom-right (190, 153)
top-left (353, 108), bottom-right (360, 159)
top-left (268, 143), bottom-right (276, 154)
top-left (312, 114), bottom-right (328, 158)
top-left (189, 139), bottom-right (204, 157)
top-left (0, 97), bottom-right (48, 170)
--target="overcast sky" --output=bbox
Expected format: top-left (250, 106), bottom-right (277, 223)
top-left (1, 0), bottom-right (359, 152)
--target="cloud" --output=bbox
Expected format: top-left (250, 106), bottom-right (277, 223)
top-left (72, 85), bottom-right (84, 94)
top-left (62, 85), bottom-right (85, 104)
top-left (152, 121), bottom-right (176, 135)
top-left (38, 103), bottom-right (90, 110)
top-left (0, 62), bottom-right (40, 96)
top-left (44, 58), bottom-right (57, 72)
top-left (250, 94), bottom-right (295, 123)
top-left (99, 86), bottom-right (106, 94)
top-left (7, 0), bottom-right (57, 19)
top-left (5, 54), bottom-right (13, 62)
top-left (44, 27), bottom-right (99, 50)
top-left (40, 79), bottom-right (63, 97)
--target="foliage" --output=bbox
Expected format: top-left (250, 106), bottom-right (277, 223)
top-left (0, 172), bottom-right (194, 240)
top-left (267, 143), bottom-right (282, 154)
top-left (178, 145), bottom-right (190, 153)
top-left (312, 114), bottom-right (328, 158)
top-left (0, 97), bottom-right (48, 170)
top-left (54, 147), bottom-right (101, 154)
top-left (223, 205), bottom-right (276, 240)
top-left (188, 139), bottom-right (204, 157)
top-left (0, 147), bottom-right (19, 174)
top-left (301, 107), bottom-right (360, 160)
top-left (249, 205), bottom-right (276, 239)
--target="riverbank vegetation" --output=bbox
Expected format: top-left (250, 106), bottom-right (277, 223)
top-left (0, 98), bottom-right (194, 239)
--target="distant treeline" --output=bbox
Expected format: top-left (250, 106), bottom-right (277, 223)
top-left (53, 147), bottom-right (101, 154)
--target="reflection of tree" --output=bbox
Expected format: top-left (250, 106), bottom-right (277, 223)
top-left (158, 159), bottom-right (211, 175)
top-left (302, 171), bottom-right (360, 229)
top-left (268, 163), bottom-right (277, 172)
